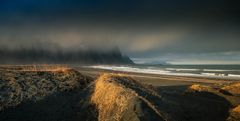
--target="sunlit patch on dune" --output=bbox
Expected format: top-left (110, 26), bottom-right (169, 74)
top-left (189, 84), bottom-right (214, 92)
top-left (232, 105), bottom-right (240, 113)
top-left (21, 65), bottom-right (70, 72)
top-left (222, 83), bottom-right (240, 95)
top-left (91, 74), bottom-right (138, 121)
top-left (90, 73), bottom-right (170, 121)
top-left (0, 64), bottom-right (70, 72)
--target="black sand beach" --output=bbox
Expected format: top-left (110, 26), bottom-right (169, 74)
top-left (0, 65), bottom-right (240, 121)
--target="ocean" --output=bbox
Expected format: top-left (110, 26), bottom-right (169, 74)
top-left (87, 65), bottom-right (240, 80)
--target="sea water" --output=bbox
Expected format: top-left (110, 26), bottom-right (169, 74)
top-left (87, 65), bottom-right (240, 80)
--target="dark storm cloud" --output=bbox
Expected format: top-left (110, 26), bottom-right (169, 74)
top-left (0, 0), bottom-right (240, 64)
top-left (1, 0), bottom-right (239, 24)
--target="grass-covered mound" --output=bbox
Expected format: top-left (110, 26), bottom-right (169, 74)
top-left (0, 68), bottom-right (91, 111)
top-left (188, 83), bottom-right (240, 121)
top-left (222, 83), bottom-right (240, 96)
top-left (90, 74), bottom-right (169, 121)
top-left (1, 66), bottom-right (240, 121)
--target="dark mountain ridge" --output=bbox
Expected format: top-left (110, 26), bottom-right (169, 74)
top-left (0, 47), bottom-right (134, 65)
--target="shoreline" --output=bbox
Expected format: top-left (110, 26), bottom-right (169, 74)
top-left (1, 65), bottom-right (240, 121)
top-left (76, 67), bottom-right (239, 86)
top-left (82, 65), bottom-right (240, 80)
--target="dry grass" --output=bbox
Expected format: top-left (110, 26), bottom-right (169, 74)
top-left (189, 83), bottom-right (240, 121)
top-left (0, 68), bottom-right (88, 111)
top-left (232, 105), bottom-right (240, 113)
top-left (90, 73), bottom-right (167, 121)
top-left (227, 105), bottom-right (240, 121)
top-left (20, 64), bottom-right (70, 72)
top-left (189, 84), bottom-right (214, 92)
top-left (0, 64), bottom-right (70, 72)
top-left (91, 73), bottom-right (137, 121)
top-left (222, 83), bottom-right (240, 95)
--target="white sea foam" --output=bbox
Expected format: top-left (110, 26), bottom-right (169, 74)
top-left (203, 69), bottom-right (240, 72)
top-left (89, 65), bottom-right (170, 75)
top-left (201, 73), bottom-right (216, 76)
top-left (166, 68), bottom-right (200, 71)
top-left (228, 74), bottom-right (240, 77)
top-left (166, 68), bottom-right (240, 72)
top-left (201, 73), bottom-right (229, 76)
top-left (87, 65), bottom-right (240, 80)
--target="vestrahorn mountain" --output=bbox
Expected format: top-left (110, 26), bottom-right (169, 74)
top-left (0, 47), bottom-right (134, 65)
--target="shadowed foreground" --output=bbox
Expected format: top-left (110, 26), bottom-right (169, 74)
top-left (0, 67), bottom-right (240, 121)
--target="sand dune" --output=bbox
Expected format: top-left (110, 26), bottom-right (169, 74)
top-left (0, 66), bottom-right (240, 121)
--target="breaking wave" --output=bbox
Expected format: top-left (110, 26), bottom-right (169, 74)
top-left (88, 65), bottom-right (240, 80)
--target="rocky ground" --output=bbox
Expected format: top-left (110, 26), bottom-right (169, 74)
top-left (0, 66), bottom-right (240, 121)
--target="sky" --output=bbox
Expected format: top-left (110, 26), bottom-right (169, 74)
top-left (0, 0), bottom-right (240, 64)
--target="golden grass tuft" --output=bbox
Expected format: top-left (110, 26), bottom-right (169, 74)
top-left (222, 83), bottom-right (240, 95)
top-left (91, 73), bottom-right (137, 121)
top-left (189, 84), bottom-right (213, 92)
top-left (0, 68), bottom-right (85, 111)
top-left (232, 105), bottom-right (240, 113)
top-left (227, 105), bottom-right (240, 121)
top-left (0, 64), bottom-right (70, 72)
top-left (20, 64), bottom-right (70, 72)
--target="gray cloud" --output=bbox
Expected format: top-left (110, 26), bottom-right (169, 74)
top-left (0, 0), bottom-right (240, 64)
